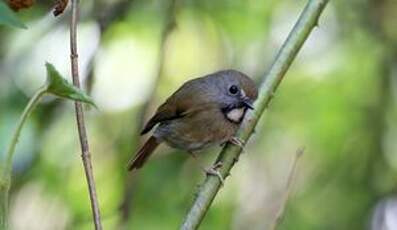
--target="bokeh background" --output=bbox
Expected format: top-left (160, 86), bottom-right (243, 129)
top-left (1, 0), bottom-right (397, 229)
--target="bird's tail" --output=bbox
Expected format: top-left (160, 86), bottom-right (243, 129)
top-left (127, 136), bottom-right (160, 171)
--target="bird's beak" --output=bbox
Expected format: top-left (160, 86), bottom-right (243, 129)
top-left (241, 97), bottom-right (254, 110)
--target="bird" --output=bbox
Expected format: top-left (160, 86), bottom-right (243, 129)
top-left (127, 69), bottom-right (258, 180)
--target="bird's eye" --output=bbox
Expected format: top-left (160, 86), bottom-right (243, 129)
top-left (229, 85), bottom-right (239, 95)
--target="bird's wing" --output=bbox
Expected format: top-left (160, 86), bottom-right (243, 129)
top-left (140, 80), bottom-right (216, 135)
top-left (140, 101), bottom-right (181, 135)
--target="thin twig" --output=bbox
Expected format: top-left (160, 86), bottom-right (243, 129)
top-left (180, 0), bottom-right (329, 229)
top-left (270, 147), bottom-right (304, 230)
top-left (69, 0), bottom-right (102, 229)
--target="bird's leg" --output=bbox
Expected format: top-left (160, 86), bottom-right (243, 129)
top-left (228, 136), bottom-right (246, 152)
top-left (204, 162), bottom-right (225, 185)
top-left (188, 151), bottom-right (225, 185)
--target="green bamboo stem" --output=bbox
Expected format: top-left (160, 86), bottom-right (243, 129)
top-left (180, 0), bottom-right (329, 229)
top-left (0, 86), bottom-right (47, 229)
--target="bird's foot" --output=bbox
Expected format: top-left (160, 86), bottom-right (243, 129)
top-left (229, 136), bottom-right (246, 150)
top-left (204, 162), bottom-right (224, 185)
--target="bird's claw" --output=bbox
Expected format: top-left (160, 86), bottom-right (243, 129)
top-left (213, 161), bottom-right (223, 170)
top-left (229, 137), bottom-right (245, 149)
top-left (205, 162), bottom-right (224, 185)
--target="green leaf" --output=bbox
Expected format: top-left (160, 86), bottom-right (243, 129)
top-left (0, 1), bottom-right (26, 29)
top-left (45, 62), bottom-right (96, 107)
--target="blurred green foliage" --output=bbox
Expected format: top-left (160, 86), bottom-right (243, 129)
top-left (0, 1), bottom-right (26, 29)
top-left (0, 0), bottom-right (397, 229)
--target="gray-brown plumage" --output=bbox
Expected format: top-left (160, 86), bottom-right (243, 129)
top-left (127, 69), bottom-right (258, 171)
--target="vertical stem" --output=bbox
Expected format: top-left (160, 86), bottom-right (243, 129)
top-left (180, 0), bottom-right (329, 229)
top-left (0, 86), bottom-right (47, 229)
top-left (69, 0), bottom-right (102, 229)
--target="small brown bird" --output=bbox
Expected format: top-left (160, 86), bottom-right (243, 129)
top-left (127, 69), bottom-right (258, 177)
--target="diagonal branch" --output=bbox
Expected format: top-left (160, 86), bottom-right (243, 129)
top-left (270, 147), bottom-right (304, 230)
top-left (69, 0), bottom-right (102, 229)
top-left (180, 0), bottom-right (329, 229)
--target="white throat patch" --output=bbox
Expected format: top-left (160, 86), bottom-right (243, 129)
top-left (226, 107), bottom-right (245, 123)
